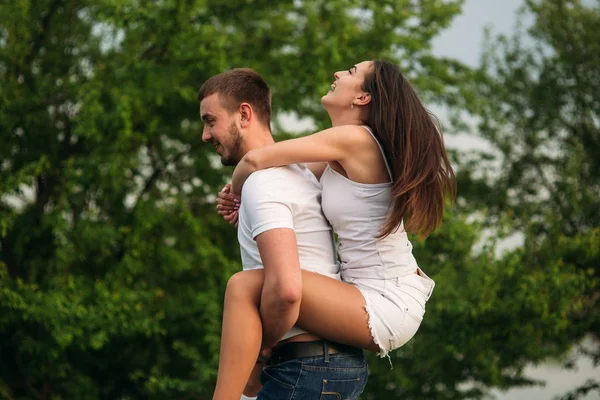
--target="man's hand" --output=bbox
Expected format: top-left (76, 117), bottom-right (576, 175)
top-left (258, 348), bottom-right (272, 364)
top-left (216, 184), bottom-right (240, 227)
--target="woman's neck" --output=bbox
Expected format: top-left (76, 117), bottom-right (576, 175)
top-left (326, 106), bottom-right (365, 127)
top-left (329, 114), bottom-right (364, 127)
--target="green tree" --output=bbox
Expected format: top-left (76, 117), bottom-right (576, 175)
top-left (4, 0), bottom-right (590, 399)
top-left (454, 0), bottom-right (599, 398)
top-left (0, 1), bottom-right (473, 399)
top-left (364, 208), bottom-right (587, 399)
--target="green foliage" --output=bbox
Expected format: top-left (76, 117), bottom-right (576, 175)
top-left (364, 208), bottom-right (589, 399)
top-left (454, 0), bottom-right (600, 398)
top-left (461, 0), bottom-right (600, 233)
top-left (0, 0), bottom-right (472, 398)
top-left (2, 0), bottom-right (594, 398)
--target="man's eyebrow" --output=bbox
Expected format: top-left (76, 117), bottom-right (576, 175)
top-left (352, 65), bottom-right (357, 72)
top-left (201, 113), bottom-right (213, 122)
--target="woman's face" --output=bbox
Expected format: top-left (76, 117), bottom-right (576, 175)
top-left (322, 60), bottom-right (373, 109)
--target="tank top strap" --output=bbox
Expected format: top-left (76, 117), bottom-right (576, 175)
top-left (361, 125), bottom-right (393, 181)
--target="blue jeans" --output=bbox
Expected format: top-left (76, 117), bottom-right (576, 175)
top-left (257, 351), bottom-right (368, 400)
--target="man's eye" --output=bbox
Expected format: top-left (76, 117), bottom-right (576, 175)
top-left (348, 69), bottom-right (352, 74)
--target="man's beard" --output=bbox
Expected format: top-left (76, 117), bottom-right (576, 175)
top-left (220, 121), bottom-right (244, 166)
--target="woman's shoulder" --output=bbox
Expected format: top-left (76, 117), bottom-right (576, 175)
top-left (321, 125), bottom-right (377, 147)
top-left (325, 124), bottom-right (372, 136)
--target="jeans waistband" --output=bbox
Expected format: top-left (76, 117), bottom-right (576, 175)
top-left (269, 340), bottom-right (362, 365)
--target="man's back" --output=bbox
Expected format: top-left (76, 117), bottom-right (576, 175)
top-left (238, 163), bottom-right (338, 278)
top-left (238, 163), bottom-right (339, 340)
top-left (236, 163), bottom-right (367, 400)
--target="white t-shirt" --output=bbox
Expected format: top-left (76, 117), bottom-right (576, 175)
top-left (237, 164), bottom-right (339, 340)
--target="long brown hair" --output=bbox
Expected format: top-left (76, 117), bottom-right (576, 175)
top-left (362, 60), bottom-right (456, 239)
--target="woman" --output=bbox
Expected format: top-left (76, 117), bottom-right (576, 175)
top-left (214, 60), bottom-right (455, 400)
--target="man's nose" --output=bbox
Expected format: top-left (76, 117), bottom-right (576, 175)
top-left (334, 71), bottom-right (341, 79)
top-left (201, 129), bottom-right (211, 143)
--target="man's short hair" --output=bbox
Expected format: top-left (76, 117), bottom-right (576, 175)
top-left (197, 68), bottom-right (272, 128)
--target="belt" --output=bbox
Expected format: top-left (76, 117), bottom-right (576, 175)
top-left (269, 340), bottom-right (362, 365)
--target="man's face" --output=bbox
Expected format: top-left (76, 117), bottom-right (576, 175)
top-left (200, 93), bottom-right (244, 166)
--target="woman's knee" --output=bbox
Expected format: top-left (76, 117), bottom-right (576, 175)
top-left (225, 271), bottom-right (263, 303)
top-left (226, 271), bottom-right (249, 298)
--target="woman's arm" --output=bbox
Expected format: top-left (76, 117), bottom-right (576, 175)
top-left (231, 125), bottom-right (366, 194)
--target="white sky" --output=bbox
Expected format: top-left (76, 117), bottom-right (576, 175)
top-left (431, 0), bottom-right (528, 67)
top-left (431, 1), bottom-right (599, 399)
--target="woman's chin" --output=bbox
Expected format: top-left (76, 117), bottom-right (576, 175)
top-left (321, 92), bottom-right (335, 106)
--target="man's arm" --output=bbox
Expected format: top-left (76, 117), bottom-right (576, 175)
top-left (256, 227), bottom-right (302, 349)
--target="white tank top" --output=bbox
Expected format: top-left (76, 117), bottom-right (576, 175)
top-left (320, 126), bottom-right (419, 280)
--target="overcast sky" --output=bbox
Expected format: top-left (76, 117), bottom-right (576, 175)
top-left (430, 1), bottom-right (598, 399)
top-left (431, 0), bottom-right (529, 67)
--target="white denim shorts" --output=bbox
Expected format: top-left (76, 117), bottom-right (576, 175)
top-left (345, 268), bottom-right (435, 358)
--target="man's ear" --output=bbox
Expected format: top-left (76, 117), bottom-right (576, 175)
top-left (239, 102), bottom-right (253, 128)
top-left (354, 93), bottom-right (371, 106)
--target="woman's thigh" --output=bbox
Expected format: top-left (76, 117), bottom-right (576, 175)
top-left (295, 271), bottom-right (378, 352)
top-left (229, 269), bottom-right (378, 352)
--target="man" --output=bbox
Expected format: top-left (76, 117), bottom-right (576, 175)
top-left (198, 68), bottom-right (367, 399)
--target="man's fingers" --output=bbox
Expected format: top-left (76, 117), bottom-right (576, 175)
top-left (258, 348), bottom-right (272, 364)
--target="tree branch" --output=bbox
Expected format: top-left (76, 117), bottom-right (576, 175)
top-left (130, 142), bottom-right (202, 214)
top-left (24, 0), bottom-right (62, 68)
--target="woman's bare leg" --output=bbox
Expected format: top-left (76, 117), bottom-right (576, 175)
top-left (213, 269), bottom-right (377, 400)
top-left (212, 271), bottom-right (264, 400)
top-left (243, 362), bottom-right (264, 397)
top-left (296, 270), bottom-right (378, 352)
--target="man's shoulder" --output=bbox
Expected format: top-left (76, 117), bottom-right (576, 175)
top-left (244, 165), bottom-right (316, 192)
top-left (241, 165), bottom-right (320, 213)
top-left (241, 167), bottom-right (294, 205)
top-left (247, 166), bottom-right (292, 182)
top-left (248, 165), bottom-right (301, 180)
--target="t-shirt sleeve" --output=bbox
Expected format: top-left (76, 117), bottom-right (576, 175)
top-left (240, 171), bottom-right (295, 239)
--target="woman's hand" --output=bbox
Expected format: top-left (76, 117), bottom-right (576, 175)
top-left (217, 184), bottom-right (240, 227)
